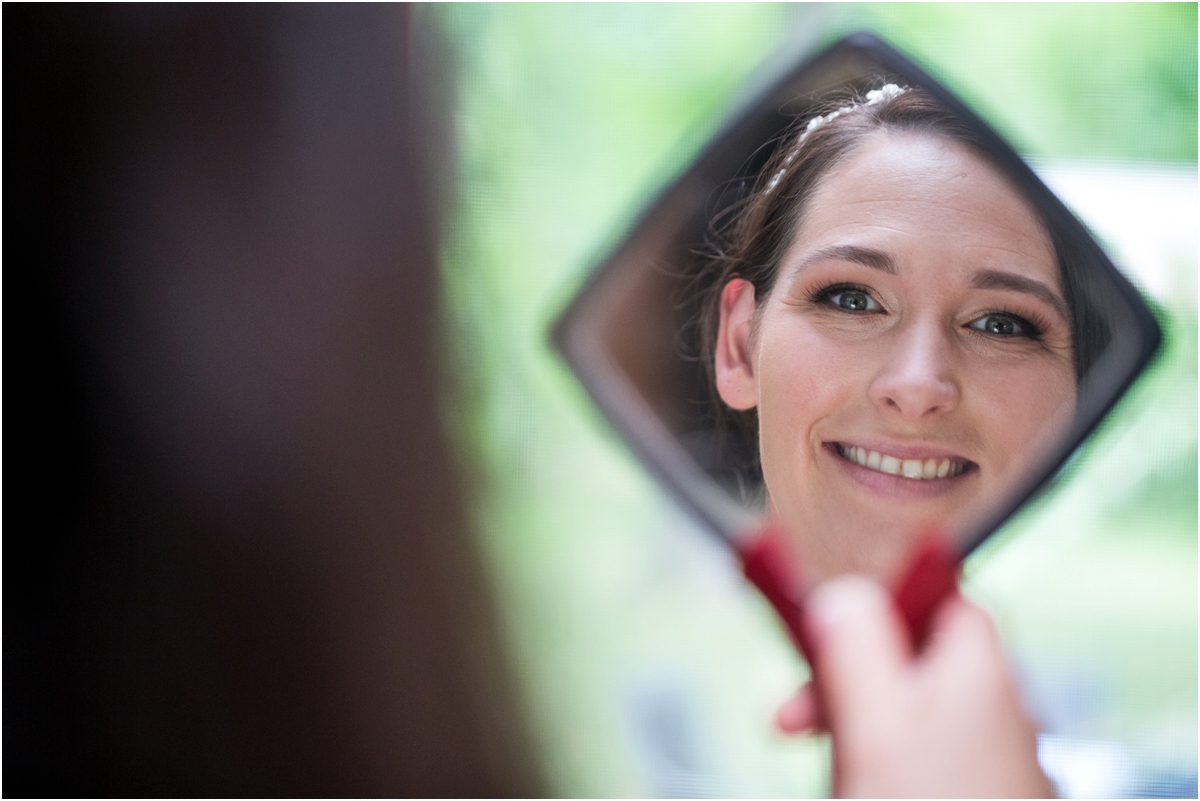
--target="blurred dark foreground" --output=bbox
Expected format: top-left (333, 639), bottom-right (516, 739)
top-left (4, 5), bottom-right (541, 796)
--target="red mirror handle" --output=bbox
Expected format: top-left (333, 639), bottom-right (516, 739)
top-left (736, 522), bottom-right (959, 729)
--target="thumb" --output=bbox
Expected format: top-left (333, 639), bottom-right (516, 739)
top-left (805, 575), bottom-right (911, 734)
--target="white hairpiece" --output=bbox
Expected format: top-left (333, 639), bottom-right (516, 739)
top-left (765, 83), bottom-right (907, 193)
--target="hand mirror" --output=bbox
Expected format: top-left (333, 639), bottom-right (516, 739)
top-left (552, 33), bottom-right (1160, 654)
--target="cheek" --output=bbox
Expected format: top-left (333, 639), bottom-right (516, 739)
top-left (753, 320), bottom-right (866, 464)
top-left (970, 359), bottom-right (1076, 466)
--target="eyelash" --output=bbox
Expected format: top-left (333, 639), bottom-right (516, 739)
top-left (806, 281), bottom-right (878, 309)
top-left (973, 307), bottom-right (1049, 341)
top-left (804, 281), bottom-right (1050, 341)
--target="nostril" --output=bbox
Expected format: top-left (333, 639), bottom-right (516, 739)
top-left (869, 355), bottom-right (960, 416)
top-left (873, 382), bottom-right (958, 419)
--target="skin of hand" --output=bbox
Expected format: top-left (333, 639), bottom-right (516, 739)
top-left (776, 575), bottom-right (1054, 798)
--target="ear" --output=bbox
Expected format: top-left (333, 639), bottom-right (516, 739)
top-left (714, 278), bottom-right (759, 411)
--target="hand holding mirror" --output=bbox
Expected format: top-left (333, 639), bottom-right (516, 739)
top-left (553, 34), bottom-right (1159, 667)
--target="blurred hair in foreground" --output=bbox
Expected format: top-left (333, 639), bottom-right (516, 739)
top-left (4, 5), bottom-right (542, 796)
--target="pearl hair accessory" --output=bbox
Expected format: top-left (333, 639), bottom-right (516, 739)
top-left (765, 83), bottom-right (907, 192)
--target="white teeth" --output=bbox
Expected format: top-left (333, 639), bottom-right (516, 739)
top-left (839, 445), bottom-right (966, 481)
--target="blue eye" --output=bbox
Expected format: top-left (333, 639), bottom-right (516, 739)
top-left (829, 290), bottom-right (880, 312)
top-left (969, 313), bottom-right (1027, 337)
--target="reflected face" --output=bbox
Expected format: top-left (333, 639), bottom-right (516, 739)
top-left (716, 130), bottom-right (1076, 581)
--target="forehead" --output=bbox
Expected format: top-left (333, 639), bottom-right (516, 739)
top-left (788, 130), bottom-right (1058, 287)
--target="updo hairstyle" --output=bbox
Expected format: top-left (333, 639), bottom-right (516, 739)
top-left (693, 84), bottom-right (1099, 472)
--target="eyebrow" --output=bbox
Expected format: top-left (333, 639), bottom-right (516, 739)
top-left (794, 244), bottom-right (898, 275)
top-left (796, 242), bottom-right (1070, 321)
top-left (970, 270), bottom-right (1069, 321)
top-left (794, 245), bottom-right (1069, 322)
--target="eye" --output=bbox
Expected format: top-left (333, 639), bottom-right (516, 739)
top-left (803, 281), bottom-right (886, 315)
top-left (968, 312), bottom-right (1030, 337)
top-left (827, 289), bottom-right (881, 312)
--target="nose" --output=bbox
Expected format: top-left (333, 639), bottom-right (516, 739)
top-left (868, 323), bottom-right (960, 420)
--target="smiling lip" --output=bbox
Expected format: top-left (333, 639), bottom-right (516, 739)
top-left (825, 441), bottom-right (977, 499)
top-left (833, 442), bottom-right (973, 480)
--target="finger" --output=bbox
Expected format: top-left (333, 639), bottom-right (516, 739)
top-left (920, 596), bottom-right (1032, 732)
top-left (922, 594), bottom-right (1005, 685)
top-left (920, 596), bottom-right (1052, 797)
top-left (774, 683), bottom-right (823, 734)
top-left (804, 575), bottom-right (911, 730)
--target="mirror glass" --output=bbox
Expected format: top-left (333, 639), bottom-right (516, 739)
top-left (553, 33), bottom-right (1161, 585)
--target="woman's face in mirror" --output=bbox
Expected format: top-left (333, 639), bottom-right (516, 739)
top-left (716, 130), bottom-right (1076, 581)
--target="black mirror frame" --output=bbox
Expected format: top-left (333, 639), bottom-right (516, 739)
top-left (552, 32), bottom-right (1162, 557)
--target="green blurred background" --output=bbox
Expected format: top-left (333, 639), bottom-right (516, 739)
top-left (431, 4), bottom-right (1196, 797)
